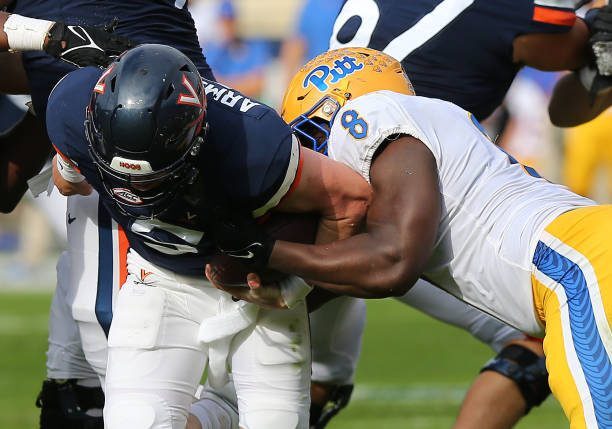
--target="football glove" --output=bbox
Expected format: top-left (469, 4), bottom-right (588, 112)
top-left (210, 206), bottom-right (275, 270)
top-left (577, 63), bottom-right (612, 103)
top-left (586, 5), bottom-right (612, 76)
top-left (44, 18), bottom-right (134, 68)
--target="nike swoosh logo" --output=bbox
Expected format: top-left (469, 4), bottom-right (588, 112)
top-left (230, 250), bottom-right (255, 259)
top-left (67, 214), bottom-right (76, 224)
top-left (228, 242), bottom-right (263, 259)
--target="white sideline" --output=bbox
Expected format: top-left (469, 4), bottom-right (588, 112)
top-left (352, 384), bottom-right (559, 408)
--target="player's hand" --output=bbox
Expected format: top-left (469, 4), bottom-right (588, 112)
top-left (209, 207), bottom-right (275, 269)
top-left (43, 18), bottom-right (135, 68)
top-left (205, 265), bottom-right (288, 309)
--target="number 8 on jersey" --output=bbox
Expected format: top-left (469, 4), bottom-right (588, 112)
top-left (341, 110), bottom-right (368, 139)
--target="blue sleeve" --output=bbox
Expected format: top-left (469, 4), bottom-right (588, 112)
top-left (203, 99), bottom-right (298, 215)
top-left (225, 111), bottom-right (296, 214)
top-left (46, 67), bottom-right (101, 173)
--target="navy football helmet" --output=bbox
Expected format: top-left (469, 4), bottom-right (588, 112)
top-left (86, 44), bottom-right (207, 218)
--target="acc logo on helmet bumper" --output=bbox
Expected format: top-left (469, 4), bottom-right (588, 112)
top-left (112, 188), bottom-right (143, 205)
top-left (302, 56), bottom-right (364, 92)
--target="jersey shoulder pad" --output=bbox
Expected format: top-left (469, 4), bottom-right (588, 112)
top-left (329, 91), bottom-right (465, 181)
top-left (328, 91), bottom-right (425, 180)
top-left (46, 67), bottom-right (101, 161)
top-left (204, 90), bottom-right (297, 214)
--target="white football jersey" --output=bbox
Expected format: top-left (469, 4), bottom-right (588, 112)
top-left (328, 90), bottom-right (595, 335)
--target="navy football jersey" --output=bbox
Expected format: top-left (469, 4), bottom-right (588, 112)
top-left (11, 0), bottom-right (213, 122)
top-left (47, 67), bottom-right (300, 276)
top-left (331, 0), bottom-right (578, 119)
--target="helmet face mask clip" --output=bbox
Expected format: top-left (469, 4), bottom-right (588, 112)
top-left (289, 96), bottom-right (340, 155)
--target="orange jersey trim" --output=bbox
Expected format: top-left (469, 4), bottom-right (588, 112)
top-left (533, 6), bottom-right (576, 27)
top-left (117, 225), bottom-right (129, 288)
top-left (52, 144), bottom-right (82, 174)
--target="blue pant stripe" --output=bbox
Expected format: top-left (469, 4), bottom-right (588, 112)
top-left (95, 203), bottom-right (114, 337)
top-left (533, 241), bottom-right (612, 428)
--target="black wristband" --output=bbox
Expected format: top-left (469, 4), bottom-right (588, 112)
top-left (43, 22), bottom-right (66, 58)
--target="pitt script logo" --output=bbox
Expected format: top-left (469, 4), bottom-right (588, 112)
top-left (302, 56), bottom-right (364, 92)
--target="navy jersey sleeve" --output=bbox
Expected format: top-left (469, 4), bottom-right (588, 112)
top-left (472, 0), bottom-right (576, 49)
top-left (46, 67), bottom-right (102, 180)
top-left (13, 0), bottom-right (214, 121)
top-left (201, 81), bottom-right (300, 217)
top-left (528, 0), bottom-right (578, 33)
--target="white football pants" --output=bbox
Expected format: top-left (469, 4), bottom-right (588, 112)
top-left (103, 250), bottom-right (311, 429)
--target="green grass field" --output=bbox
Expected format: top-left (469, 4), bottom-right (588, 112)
top-left (0, 291), bottom-right (566, 428)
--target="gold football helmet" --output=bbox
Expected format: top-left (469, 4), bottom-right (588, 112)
top-left (281, 47), bottom-right (414, 154)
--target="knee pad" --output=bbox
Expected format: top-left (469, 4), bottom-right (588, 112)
top-left (241, 410), bottom-right (308, 429)
top-left (36, 379), bottom-right (104, 429)
top-left (480, 344), bottom-right (551, 413)
top-left (310, 384), bottom-right (353, 429)
top-left (189, 389), bottom-right (239, 429)
top-left (104, 393), bottom-right (174, 429)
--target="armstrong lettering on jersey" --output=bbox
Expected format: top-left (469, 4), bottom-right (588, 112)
top-left (302, 56), bottom-right (364, 92)
top-left (203, 82), bottom-right (260, 113)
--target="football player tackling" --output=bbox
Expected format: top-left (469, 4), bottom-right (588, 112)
top-left (49, 43), bottom-right (371, 429)
top-left (218, 48), bottom-right (612, 429)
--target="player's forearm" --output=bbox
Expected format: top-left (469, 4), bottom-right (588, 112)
top-left (548, 72), bottom-right (612, 127)
top-left (513, 19), bottom-right (589, 70)
top-left (276, 147), bottom-right (372, 242)
top-left (269, 230), bottom-right (419, 298)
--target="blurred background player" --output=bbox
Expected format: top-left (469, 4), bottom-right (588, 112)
top-left (330, 0), bottom-right (598, 122)
top-left (549, 0), bottom-right (612, 127)
top-left (204, 0), bottom-right (272, 99)
top-left (279, 0), bottom-right (343, 86)
top-left (562, 107), bottom-right (612, 200)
